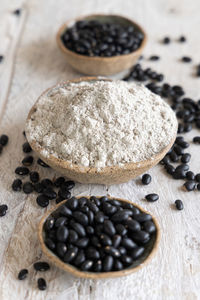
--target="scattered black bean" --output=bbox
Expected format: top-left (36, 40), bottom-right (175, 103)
top-left (0, 204), bottom-right (8, 217)
top-left (163, 37), bottom-right (170, 44)
top-left (37, 278), bottom-right (47, 291)
top-left (12, 179), bottom-right (22, 191)
top-left (22, 142), bottom-right (32, 153)
top-left (181, 153), bottom-right (191, 163)
top-left (22, 156), bottom-right (33, 166)
top-left (179, 36), bottom-right (186, 42)
top-left (34, 261), bottom-right (50, 272)
top-left (182, 56), bottom-right (192, 63)
top-left (23, 182), bottom-right (34, 194)
top-left (175, 199), bottom-right (184, 210)
top-left (186, 171), bottom-right (195, 180)
top-left (193, 136), bottom-right (200, 144)
top-left (18, 269), bottom-right (28, 280)
top-left (145, 193), bottom-right (159, 202)
top-left (30, 171), bottom-right (39, 183)
top-left (36, 194), bottom-right (49, 207)
top-left (184, 181), bottom-right (196, 191)
top-left (34, 182), bottom-right (44, 193)
top-left (15, 166), bottom-right (29, 176)
top-left (0, 134), bottom-right (8, 146)
top-left (37, 158), bottom-right (50, 168)
top-left (150, 55), bottom-right (160, 61)
top-left (61, 180), bottom-right (75, 190)
top-left (54, 177), bottom-right (65, 187)
top-left (141, 174), bottom-right (152, 185)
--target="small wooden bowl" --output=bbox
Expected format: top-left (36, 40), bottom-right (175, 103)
top-left (38, 196), bottom-right (160, 279)
top-left (25, 77), bottom-right (177, 185)
top-left (56, 14), bottom-right (147, 76)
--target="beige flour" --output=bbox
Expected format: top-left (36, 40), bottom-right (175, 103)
top-left (26, 80), bottom-right (177, 168)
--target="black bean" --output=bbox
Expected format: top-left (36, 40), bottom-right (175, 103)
top-left (22, 156), bottom-right (33, 166)
top-left (186, 171), bottom-right (195, 180)
top-left (87, 201), bottom-right (99, 213)
top-left (175, 164), bottom-right (189, 172)
top-left (61, 180), bottom-right (75, 190)
top-left (0, 204), bottom-right (8, 217)
top-left (41, 178), bottom-right (53, 188)
top-left (131, 230), bottom-right (150, 243)
top-left (63, 247), bottom-right (78, 263)
top-left (93, 260), bottom-right (102, 272)
top-left (18, 269), bottom-right (28, 280)
top-left (126, 219), bottom-right (141, 231)
top-left (109, 199), bottom-right (121, 207)
top-left (94, 211), bottom-right (105, 223)
top-left (103, 220), bottom-right (116, 236)
top-left (44, 217), bottom-right (55, 231)
top-left (170, 151), bottom-right (179, 162)
top-left (80, 260), bottom-right (93, 271)
top-left (149, 55), bottom-right (160, 61)
top-left (179, 36), bottom-right (186, 42)
top-left (37, 158), bottom-right (50, 168)
top-left (163, 37), bottom-right (170, 44)
top-left (119, 247), bottom-right (127, 256)
top-left (30, 171), bottom-right (39, 183)
top-left (23, 182), bottom-right (34, 194)
top-left (122, 237), bottom-right (137, 249)
top-left (56, 242), bottom-right (67, 257)
top-left (111, 211), bottom-right (130, 222)
top-left (165, 164), bottom-right (175, 175)
top-left (114, 259), bottom-right (123, 271)
top-left (58, 205), bottom-right (72, 217)
top-left (103, 255), bottom-right (113, 272)
top-left (184, 123), bottom-right (192, 132)
top-left (73, 250), bottom-right (85, 266)
top-left (22, 142), bottom-right (32, 153)
top-left (141, 173), bottom-right (152, 185)
top-left (184, 181), bottom-right (196, 191)
top-left (145, 193), bottom-right (159, 202)
top-left (54, 177), bottom-right (65, 187)
top-left (58, 188), bottom-right (71, 199)
top-left (195, 174), bottom-right (200, 182)
top-left (37, 278), bottom-right (46, 291)
top-left (36, 194), bottom-right (49, 207)
top-left (131, 247), bottom-right (145, 259)
top-left (193, 136), bottom-right (200, 144)
top-left (15, 167), bottom-right (29, 175)
top-left (43, 187), bottom-right (57, 200)
top-left (175, 199), bottom-right (184, 210)
top-left (55, 216), bottom-right (68, 228)
top-left (33, 262), bottom-right (50, 272)
top-left (133, 213), bottom-right (152, 222)
top-left (100, 233), bottom-right (112, 246)
top-left (67, 229), bottom-right (78, 243)
top-left (86, 226), bottom-right (94, 235)
top-left (100, 196), bottom-right (109, 202)
top-left (104, 246), bottom-right (120, 257)
top-left (56, 225), bottom-right (69, 242)
top-left (78, 197), bottom-right (87, 207)
top-left (121, 255), bottom-right (133, 265)
top-left (115, 224), bottom-right (127, 236)
top-left (66, 197), bottom-right (78, 210)
top-left (90, 196), bottom-right (101, 207)
top-left (143, 221), bottom-right (156, 233)
top-left (102, 203), bottom-right (117, 215)
top-left (45, 238), bottom-right (55, 250)
top-left (86, 247), bottom-right (100, 260)
top-left (34, 182), bottom-right (44, 193)
top-left (0, 134), bottom-right (8, 146)
top-left (182, 56), bottom-right (192, 62)
top-left (178, 140), bottom-right (189, 149)
top-left (70, 221), bottom-right (86, 237)
top-left (86, 210), bottom-right (94, 224)
top-left (112, 235), bottom-right (122, 248)
top-left (12, 179), bottom-right (22, 191)
top-left (181, 153), bottom-right (191, 163)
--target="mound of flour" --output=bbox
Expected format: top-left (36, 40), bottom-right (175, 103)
top-left (26, 80), bottom-right (177, 168)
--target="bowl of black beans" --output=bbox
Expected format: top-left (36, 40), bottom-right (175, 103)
top-left (39, 196), bottom-right (160, 278)
top-left (57, 14), bottom-right (147, 76)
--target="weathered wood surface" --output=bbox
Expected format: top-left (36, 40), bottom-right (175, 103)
top-left (0, 0), bottom-right (200, 299)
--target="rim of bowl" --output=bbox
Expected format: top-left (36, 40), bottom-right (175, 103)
top-left (38, 196), bottom-right (161, 279)
top-left (56, 14), bottom-right (147, 61)
top-left (25, 77), bottom-right (177, 176)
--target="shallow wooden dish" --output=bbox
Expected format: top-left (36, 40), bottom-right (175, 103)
top-left (56, 14), bottom-right (147, 76)
top-left (25, 77), bottom-right (177, 185)
top-left (38, 196), bottom-right (160, 279)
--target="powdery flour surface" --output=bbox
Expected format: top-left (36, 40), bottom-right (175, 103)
top-left (26, 80), bottom-right (177, 168)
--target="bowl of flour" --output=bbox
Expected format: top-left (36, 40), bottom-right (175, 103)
top-left (25, 77), bottom-right (177, 184)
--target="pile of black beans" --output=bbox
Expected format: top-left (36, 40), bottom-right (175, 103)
top-left (44, 196), bottom-right (156, 273)
top-left (12, 132), bottom-right (75, 208)
top-left (61, 20), bottom-right (144, 57)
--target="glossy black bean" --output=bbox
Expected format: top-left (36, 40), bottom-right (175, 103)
top-left (54, 177), bottom-right (65, 187)
top-left (56, 242), bottom-right (67, 257)
top-left (22, 156), bottom-right (33, 166)
top-left (111, 211), bottom-right (130, 222)
top-left (119, 246), bottom-right (127, 256)
top-left (103, 220), bottom-right (116, 236)
top-left (63, 247), bottom-right (78, 263)
top-left (126, 219), bottom-right (141, 232)
top-left (112, 235), bottom-right (122, 248)
top-left (34, 262), bottom-right (50, 272)
top-left (173, 169), bottom-right (186, 180)
top-left (23, 182), bottom-right (34, 194)
top-left (143, 221), bottom-right (156, 233)
top-left (34, 182), bottom-right (44, 193)
top-left (93, 260), bottom-right (102, 272)
top-left (184, 123), bottom-right (192, 132)
top-left (45, 238), bottom-right (56, 250)
top-left (70, 222), bottom-right (86, 237)
top-left (115, 224), bottom-right (127, 236)
top-left (184, 181), bottom-right (196, 191)
top-left (114, 259), bottom-right (123, 271)
top-left (37, 278), bottom-right (46, 291)
top-left (37, 158), bottom-right (50, 168)
top-left (109, 199), bottom-right (121, 207)
top-left (87, 201), bottom-right (99, 213)
top-left (122, 237), bottom-right (137, 249)
top-left (142, 174), bottom-right (152, 185)
top-left (73, 211), bottom-right (88, 226)
top-left (67, 229), bottom-right (78, 243)
top-left (86, 226), bottom-right (94, 235)
top-left (94, 211), bottom-right (105, 223)
top-left (186, 171), bottom-right (195, 180)
top-left (75, 237), bottom-right (89, 248)
top-left (80, 260), bottom-right (93, 271)
top-left (99, 196), bottom-right (109, 202)
top-left (55, 217), bottom-right (68, 228)
top-left (104, 246), bottom-right (120, 257)
top-left (145, 193), bottom-right (159, 202)
top-left (18, 269), bottom-right (28, 280)
top-left (121, 255), bottom-right (133, 265)
top-left (170, 151), bottom-right (179, 162)
top-left (61, 180), bottom-right (75, 190)
top-left (86, 247), bottom-right (100, 260)
top-left (176, 164), bottom-right (189, 172)
top-left (36, 194), bottom-right (49, 207)
top-left (103, 255), bottom-right (114, 272)
top-left (99, 233), bottom-right (112, 246)
top-left (182, 56), bottom-right (192, 62)
top-left (193, 136), bottom-right (200, 144)
top-left (12, 179), bottom-right (22, 191)
top-left (87, 210), bottom-right (94, 224)
top-left (80, 206), bottom-right (89, 213)
top-left (133, 213), bottom-right (152, 222)
top-left (90, 196), bottom-right (101, 206)
top-left (58, 205), bottom-right (72, 217)
top-left (0, 134), bottom-right (8, 146)
top-left (131, 247), bottom-right (145, 259)
top-left (41, 179), bottom-right (53, 188)
top-left (174, 145), bottom-right (184, 155)
top-left (0, 204), bottom-right (8, 217)
top-left (78, 197), bottom-right (87, 207)
top-left (150, 55), bottom-right (160, 61)
top-left (73, 250), bottom-right (85, 266)
top-left (22, 142), bottom-right (32, 153)
top-left (181, 153), bottom-right (191, 163)
top-left (29, 171), bottom-right (39, 183)
top-left (44, 217), bottom-right (55, 231)
top-left (102, 203), bottom-right (117, 215)
top-left (175, 199), bottom-right (184, 210)
top-left (15, 166), bottom-right (29, 175)
top-left (58, 188), bottom-right (71, 199)
top-left (165, 164), bottom-right (175, 175)
top-left (195, 174), bottom-right (200, 182)
top-left (56, 225), bottom-right (68, 242)
top-left (43, 187), bottom-right (57, 200)
top-left (131, 231), bottom-right (150, 243)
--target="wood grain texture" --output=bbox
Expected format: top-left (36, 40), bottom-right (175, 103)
top-left (0, 0), bottom-right (200, 299)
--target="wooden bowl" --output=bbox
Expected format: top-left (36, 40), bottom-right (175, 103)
top-left (38, 196), bottom-right (160, 279)
top-left (56, 14), bottom-right (147, 76)
top-left (25, 77), bottom-right (177, 185)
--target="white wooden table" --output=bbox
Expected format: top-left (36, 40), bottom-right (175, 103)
top-left (0, 0), bottom-right (200, 299)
